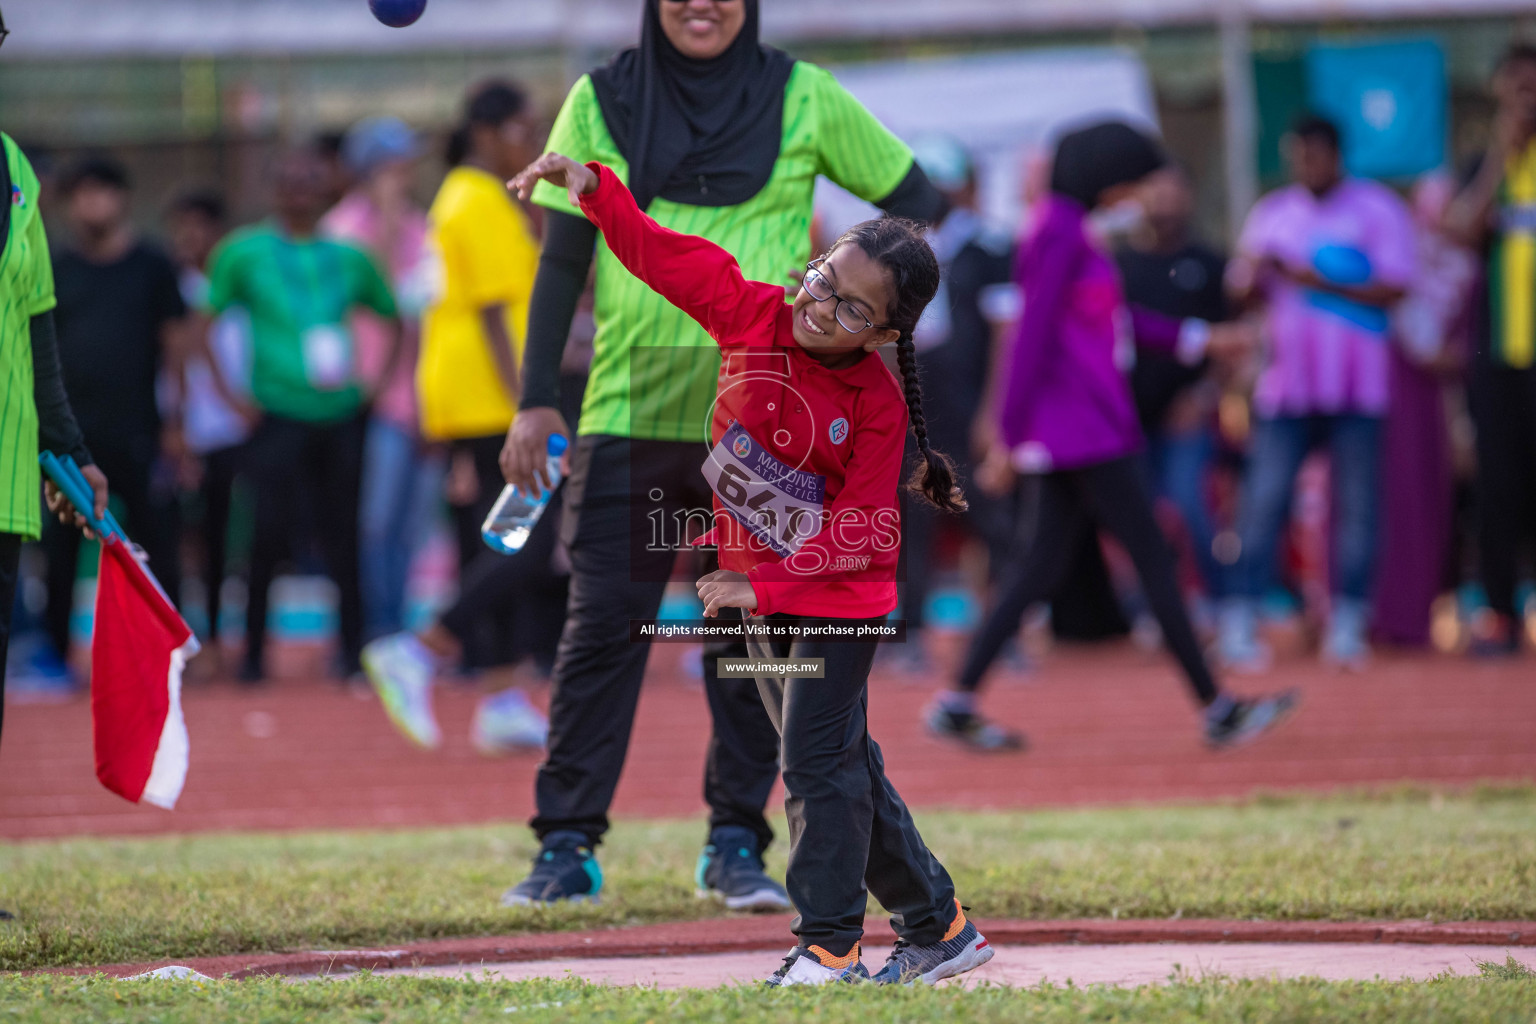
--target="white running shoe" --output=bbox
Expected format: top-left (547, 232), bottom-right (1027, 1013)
top-left (1216, 600), bottom-right (1273, 674)
top-left (361, 633), bottom-right (441, 749)
top-left (765, 944), bottom-right (868, 987)
top-left (1322, 597), bottom-right (1371, 671)
top-left (471, 687), bottom-right (548, 755)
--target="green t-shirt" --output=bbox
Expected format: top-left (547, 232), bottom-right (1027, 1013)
top-left (533, 62), bottom-right (915, 442)
top-left (206, 223), bottom-right (396, 422)
top-left (0, 134), bottom-right (59, 539)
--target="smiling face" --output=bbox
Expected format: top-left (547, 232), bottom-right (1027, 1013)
top-left (657, 0), bottom-right (746, 61)
top-left (790, 243), bottom-right (900, 367)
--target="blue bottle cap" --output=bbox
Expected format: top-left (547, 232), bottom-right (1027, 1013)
top-left (547, 434), bottom-right (569, 456)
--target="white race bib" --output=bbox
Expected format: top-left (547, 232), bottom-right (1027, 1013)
top-left (705, 423), bottom-right (826, 558)
top-left (301, 324), bottom-right (354, 391)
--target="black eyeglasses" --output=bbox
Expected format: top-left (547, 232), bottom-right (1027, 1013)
top-left (803, 259), bottom-right (888, 335)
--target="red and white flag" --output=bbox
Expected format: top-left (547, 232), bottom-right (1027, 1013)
top-left (90, 537), bottom-right (198, 809)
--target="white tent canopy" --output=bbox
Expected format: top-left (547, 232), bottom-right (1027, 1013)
top-left (813, 48), bottom-right (1158, 234)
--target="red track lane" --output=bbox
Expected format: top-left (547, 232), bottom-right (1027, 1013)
top-left (2, 640), bottom-right (1533, 840)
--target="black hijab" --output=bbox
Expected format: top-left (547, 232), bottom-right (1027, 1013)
top-left (589, 0), bottom-right (795, 211)
top-left (1050, 121), bottom-right (1166, 210)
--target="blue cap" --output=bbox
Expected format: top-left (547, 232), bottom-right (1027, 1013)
top-left (547, 434), bottom-right (569, 456)
top-left (342, 116), bottom-right (418, 176)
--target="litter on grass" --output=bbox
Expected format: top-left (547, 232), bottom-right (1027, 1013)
top-left (126, 965), bottom-right (214, 981)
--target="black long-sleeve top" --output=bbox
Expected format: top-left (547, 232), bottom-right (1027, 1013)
top-left (31, 309), bottom-right (92, 466)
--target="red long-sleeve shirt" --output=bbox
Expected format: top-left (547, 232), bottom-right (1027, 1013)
top-left (577, 162), bottom-right (906, 618)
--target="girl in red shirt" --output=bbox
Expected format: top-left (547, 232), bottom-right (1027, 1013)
top-left (513, 154), bottom-right (992, 987)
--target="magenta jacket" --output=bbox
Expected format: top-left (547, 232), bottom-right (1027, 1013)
top-left (1000, 194), bottom-right (1194, 471)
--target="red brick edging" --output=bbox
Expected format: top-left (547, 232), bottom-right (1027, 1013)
top-left (31, 916), bottom-right (1536, 981)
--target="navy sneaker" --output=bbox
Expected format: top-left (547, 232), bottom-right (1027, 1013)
top-left (925, 703), bottom-right (1027, 752)
top-left (1205, 691), bottom-right (1298, 749)
top-left (696, 826), bottom-right (790, 912)
top-left (500, 831), bottom-right (603, 906)
top-left (871, 901), bottom-right (993, 985)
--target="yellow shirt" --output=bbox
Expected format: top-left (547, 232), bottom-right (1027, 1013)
top-left (417, 165), bottom-right (539, 440)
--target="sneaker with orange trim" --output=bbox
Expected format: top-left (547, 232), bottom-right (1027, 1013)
top-left (871, 900), bottom-right (993, 985)
top-left (764, 943), bottom-right (869, 987)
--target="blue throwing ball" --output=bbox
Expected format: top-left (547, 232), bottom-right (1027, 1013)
top-left (1310, 244), bottom-right (1373, 286)
top-left (369, 0), bottom-right (426, 27)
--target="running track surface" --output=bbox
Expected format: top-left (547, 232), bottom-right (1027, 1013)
top-left (3, 639), bottom-right (1533, 840)
top-left (375, 942), bottom-right (1536, 988)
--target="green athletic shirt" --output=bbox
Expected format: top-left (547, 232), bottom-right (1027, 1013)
top-left (532, 62), bottom-right (915, 442)
top-left (205, 223), bottom-right (397, 423)
top-left (0, 134), bottom-right (58, 539)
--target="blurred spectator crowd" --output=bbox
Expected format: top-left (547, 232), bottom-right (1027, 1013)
top-left (6, 40), bottom-right (1536, 734)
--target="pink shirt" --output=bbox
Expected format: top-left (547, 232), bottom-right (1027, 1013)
top-left (1237, 178), bottom-right (1416, 417)
top-left (321, 193), bottom-right (429, 430)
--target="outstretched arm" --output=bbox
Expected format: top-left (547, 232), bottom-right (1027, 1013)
top-left (510, 155), bottom-right (783, 345)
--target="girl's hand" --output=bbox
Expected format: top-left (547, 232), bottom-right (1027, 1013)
top-left (508, 153), bottom-right (599, 206)
top-left (696, 570), bottom-right (758, 618)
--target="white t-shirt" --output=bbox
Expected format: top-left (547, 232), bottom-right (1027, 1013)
top-left (179, 267), bottom-right (252, 454)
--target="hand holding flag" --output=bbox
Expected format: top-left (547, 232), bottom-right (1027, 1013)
top-left (39, 453), bottom-right (197, 809)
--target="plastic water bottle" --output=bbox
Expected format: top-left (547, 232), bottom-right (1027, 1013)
top-left (480, 434), bottom-right (569, 554)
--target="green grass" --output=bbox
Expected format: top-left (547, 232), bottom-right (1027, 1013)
top-left (1478, 956), bottom-right (1536, 981)
top-left (2, 785), bottom-right (1535, 971)
top-left (2, 973), bottom-right (1536, 1024)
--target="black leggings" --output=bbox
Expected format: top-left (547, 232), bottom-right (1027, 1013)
top-left (443, 434), bottom-right (568, 670)
top-left (956, 455), bottom-right (1218, 705)
top-left (438, 488), bottom-right (563, 650)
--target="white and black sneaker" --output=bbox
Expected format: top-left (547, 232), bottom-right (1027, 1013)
top-left (765, 944), bottom-right (869, 987)
top-left (871, 901), bottom-right (993, 985)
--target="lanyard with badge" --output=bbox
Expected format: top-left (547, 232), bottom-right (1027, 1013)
top-left (271, 234), bottom-right (354, 391)
top-left (704, 421), bottom-right (826, 558)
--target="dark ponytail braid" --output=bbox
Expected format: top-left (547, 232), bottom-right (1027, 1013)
top-left (894, 333), bottom-right (966, 512)
top-left (827, 217), bottom-right (967, 513)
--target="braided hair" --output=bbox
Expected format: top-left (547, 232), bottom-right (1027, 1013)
top-left (826, 218), bottom-right (967, 513)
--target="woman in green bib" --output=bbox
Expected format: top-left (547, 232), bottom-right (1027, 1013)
top-left (498, 0), bottom-right (942, 909)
